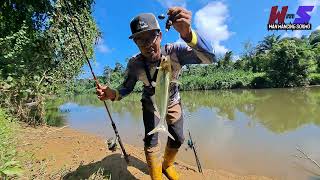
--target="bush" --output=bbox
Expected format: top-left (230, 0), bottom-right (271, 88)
top-left (0, 109), bottom-right (22, 178)
top-left (309, 73), bottom-right (320, 85)
top-left (267, 39), bottom-right (314, 87)
top-left (180, 68), bottom-right (261, 90)
top-left (0, 0), bottom-right (99, 125)
top-left (251, 75), bottom-right (272, 88)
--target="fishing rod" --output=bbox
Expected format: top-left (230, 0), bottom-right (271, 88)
top-left (187, 130), bottom-right (203, 174)
top-left (62, 0), bottom-right (129, 163)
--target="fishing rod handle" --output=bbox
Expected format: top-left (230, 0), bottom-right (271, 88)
top-left (103, 101), bottom-right (130, 162)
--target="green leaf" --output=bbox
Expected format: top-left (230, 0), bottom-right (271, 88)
top-left (6, 76), bottom-right (13, 82)
top-left (25, 89), bottom-right (32, 93)
top-left (4, 161), bottom-right (19, 167)
top-left (2, 167), bottom-right (23, 176)
top-left (33, 75), bottom-right (40, 81)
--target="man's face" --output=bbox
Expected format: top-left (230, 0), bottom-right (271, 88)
top-left (133, 30), bottom-right (162, 62)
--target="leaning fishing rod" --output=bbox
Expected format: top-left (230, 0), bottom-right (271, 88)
top-left (187, 130), bottom-right (203, 174)
top-left (62, 0), bottom-right (129, 163)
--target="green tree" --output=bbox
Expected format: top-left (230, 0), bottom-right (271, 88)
top-left (103, 65), bottom-right (112, 83)
top-left (267, 39), bottom-right (314, 87)
top-left (256, 34), bottom-right (281, 54)
top-left (0, 0), bottom-right (99, 124)
top-left (218, 51), bottom-right (233, 68)
top-left (242, 40), bottom-right (256, 71)
top-left (309, 30), bottom-right (320, 47)
top-left (313, 44), bottom-right (320, 73)
top-left (233, 59), bottom-right (246, 70)
top-left (114, 62), bottom-right (125, 74)
top-left (251, 53), bottom-right (270, 72)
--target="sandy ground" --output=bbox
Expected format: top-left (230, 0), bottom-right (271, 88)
top-left (16, 126), bottom-right (275, 180)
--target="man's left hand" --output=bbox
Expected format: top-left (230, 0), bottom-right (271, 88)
top-left (167, 7), bottom-right (192, 43)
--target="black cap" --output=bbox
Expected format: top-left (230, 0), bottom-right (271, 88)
top-left (129, 13), bottom-right (160, 39)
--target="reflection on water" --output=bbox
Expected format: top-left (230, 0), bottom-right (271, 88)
top-left (182, 88), bottom-right (320, 133)
top-left (45, 98), bottom-right (68, 127)
top-left (54, 87), bottom-right (320, 180)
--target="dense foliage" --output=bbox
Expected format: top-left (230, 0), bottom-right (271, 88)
top-left (0, 108), bottom-right (22, 178)
top-left (0, 0), bottom-right (99, 124)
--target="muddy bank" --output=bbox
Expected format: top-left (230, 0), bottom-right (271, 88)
top-left (16, 126), bottom-right (275, 180)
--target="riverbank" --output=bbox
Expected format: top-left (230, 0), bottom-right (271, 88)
top-left (16, 125), bottom-right (275, 180)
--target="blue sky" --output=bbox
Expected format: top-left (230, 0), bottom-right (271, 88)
top-left (80, 0), bottom-right (320, 78)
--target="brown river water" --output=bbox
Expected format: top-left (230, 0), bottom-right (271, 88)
top-left (54, 87), bottom-right (320, 180)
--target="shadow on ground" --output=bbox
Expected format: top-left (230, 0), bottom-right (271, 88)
top-left (63, 153), bottom-right (149, 180)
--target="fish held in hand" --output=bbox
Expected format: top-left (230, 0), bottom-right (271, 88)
top-left (148, 56), bottom-right (175, 140)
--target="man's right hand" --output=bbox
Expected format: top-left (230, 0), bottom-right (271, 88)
top-left (96, 84), bottom-right (116, 101)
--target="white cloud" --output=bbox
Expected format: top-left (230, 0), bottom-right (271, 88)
top-left (96, 38), bottom-right (111, 53)
top-left (97, 44), bottom-right (110, 53)
top-left (232, 55), bottom-right (240, 62)
top-left (212, 41), bottom-right (228, 55)
top-left (263, 8), bottom-right (270, 13)
top-left (299, 0), bottom-right (320, 6)
top-left (281, 30), bottom-right (302, 38)
top-left (156, 0), bottom-right (186, 8)
top-left (316, 25), bottom-right (320, 30)
top-left (293, 30), bottom-right (302, 38)
top-left (93, 61), bottom-right (100, 68)
top-left (194, 1), bottom-right (232, 55)
top-left (281, 32), bottom-right (290, 39)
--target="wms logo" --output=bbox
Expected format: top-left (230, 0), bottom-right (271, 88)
top-left (267, 6), bottom-right (314, 30)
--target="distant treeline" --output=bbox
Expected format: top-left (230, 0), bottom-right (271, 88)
top-left (68, 31), bottom-right (320, 95)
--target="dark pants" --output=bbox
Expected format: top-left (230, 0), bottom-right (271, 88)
top-left (141, 98), bottom-right (185, 149)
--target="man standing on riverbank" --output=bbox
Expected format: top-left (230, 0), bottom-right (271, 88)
top-left (96, 7), bottom-right (215, 180)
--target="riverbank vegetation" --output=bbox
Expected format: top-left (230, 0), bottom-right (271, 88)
top-left (0, 1), bottom-right (98, 178)
top-left (68, 31), bottom-right (320, 95)
top-left (0, 0), bottom-right (99, 125)
top-left (0, 108), bottom-right (22, 178)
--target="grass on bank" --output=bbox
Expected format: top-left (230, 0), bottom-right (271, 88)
top-left (0, 108), bottom-right (23, 178)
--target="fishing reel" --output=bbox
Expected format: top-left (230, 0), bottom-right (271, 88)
top-left (187, 139), bottom-right (194, 149)
top-left (185, 129), bottom-right (203, 173)
top-left (106, 137), bottom-right (118, 152)
top-left (185, 138), bottom-right (195, 151)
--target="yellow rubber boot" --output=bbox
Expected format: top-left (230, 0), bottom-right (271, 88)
top-left (162, 146), bottom-right (180, 180)
top-left (145, 146), bottom-right (163, 180)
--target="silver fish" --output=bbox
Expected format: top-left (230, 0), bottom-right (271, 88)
top-left (148, 56), bottom-right (175, 140)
